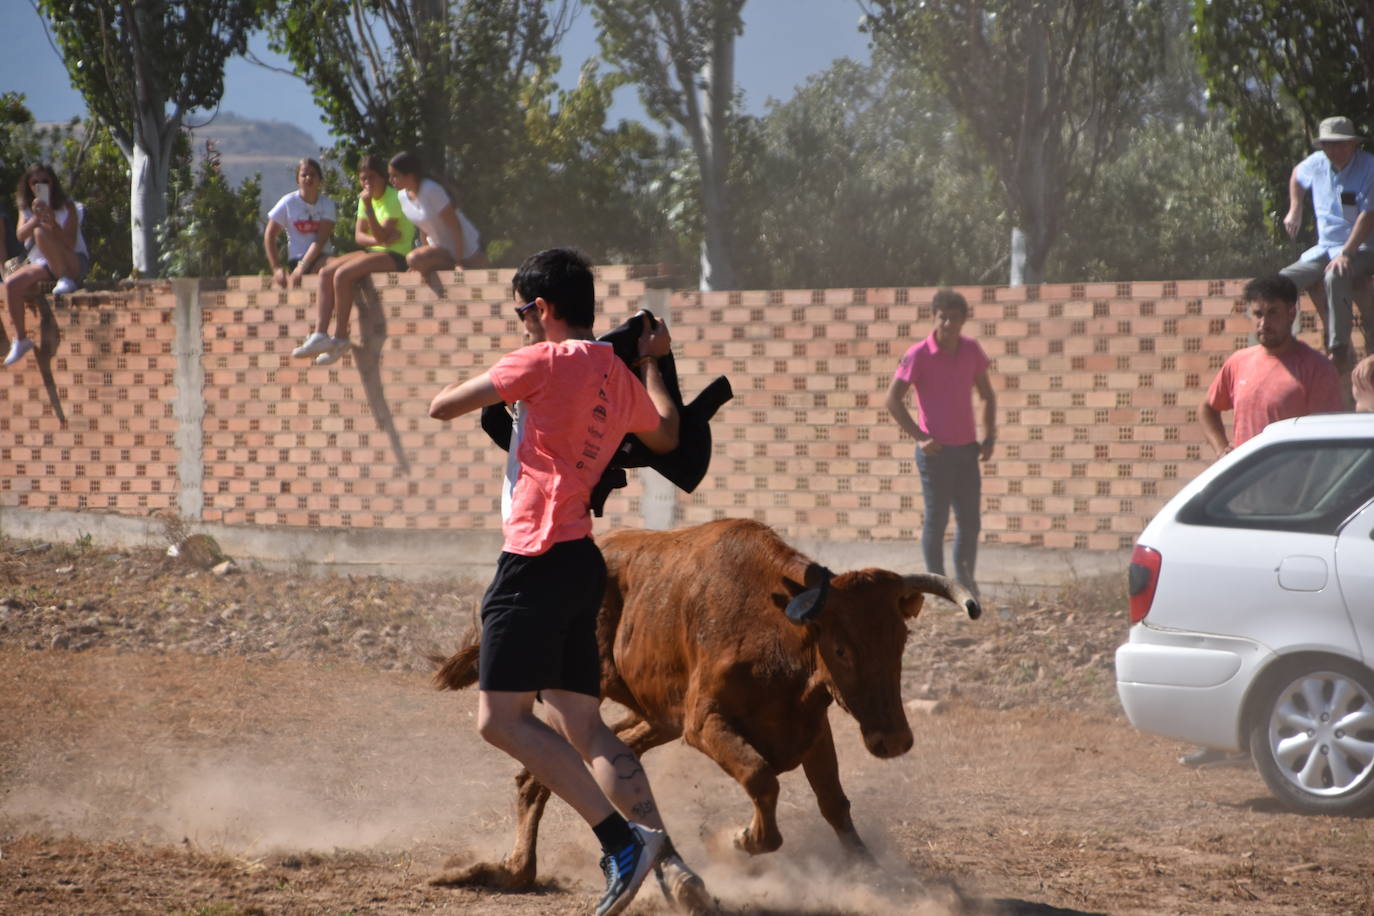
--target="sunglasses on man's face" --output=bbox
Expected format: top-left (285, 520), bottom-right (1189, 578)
top-left (515, 301), bottom-right (538, 320)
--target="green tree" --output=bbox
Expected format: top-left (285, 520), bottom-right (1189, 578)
top-left (157, 138), bottom-right (263, 278)
top-left (1049, 120), bottom-right (1290, 281)
top-left (494, 61), bottom-right (680, 265)
top-left (37, 0), bottom-right (263, 276)
top-left (0, 93), bottom-right (40, 258)
top-left (728, 59), bottom-right (1003, 289)
top-left (1192, 0), bottom-right (1370, 226)
top-left (271, 2), bottom-right (680, 269)
top-left (862, 0), bottom-right (1166, 285)
top-left (269, 1), bottom-right (573, 234)
top-left (592, 0), bottom-right (745, 290)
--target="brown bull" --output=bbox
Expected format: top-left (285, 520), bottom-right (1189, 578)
top-left (431, 518), bottom-right (979, 895)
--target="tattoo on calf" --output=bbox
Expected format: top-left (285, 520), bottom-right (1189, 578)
top-left (632, 800), bottom-right (655, 818)
top-left (612, 753), bottom-right (645, 781)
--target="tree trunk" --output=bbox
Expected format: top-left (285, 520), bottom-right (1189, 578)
top-left (129, 137), bottom-right (170, 277)
top-left (1011, 14), bottom-right (1051, 288)
top-left (1021, 227), bottom-right (1047, 286)
top-left (124, 0), bottom-right (175, 278)
top-left (1009, 227), bottom-right (1026, 286)
top-left (411, 0), bottom-right (451, 179)
top-left (696, 16), bottom-right (737, 291)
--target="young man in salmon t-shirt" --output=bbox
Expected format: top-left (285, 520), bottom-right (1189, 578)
top-left (1200, 273), bottom-right (1343, 457)
top-left (429, 248), bottom-right (703, 916)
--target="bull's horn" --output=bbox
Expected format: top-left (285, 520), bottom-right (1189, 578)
top-left (901, 574), bottom-right (982, 620)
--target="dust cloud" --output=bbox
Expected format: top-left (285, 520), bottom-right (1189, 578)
top-left (2, 655), bottom-right (959, 913)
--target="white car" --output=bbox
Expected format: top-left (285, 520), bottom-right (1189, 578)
top-left (1116, 412), bottom-right (1374, 815)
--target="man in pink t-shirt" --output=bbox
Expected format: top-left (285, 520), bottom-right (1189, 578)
top-left (885, 289), bottom-right (997, 598)
top-left (428, 248), bottom-right (697, 916)
top-left (1201, 273), bottom-right (1343, 457)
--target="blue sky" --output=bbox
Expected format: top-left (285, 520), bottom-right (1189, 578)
top-left (8, 1), bottom-right (873, 146)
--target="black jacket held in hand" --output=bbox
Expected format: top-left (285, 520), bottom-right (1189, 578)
top-left (480, 309), bottom-right (733, 516)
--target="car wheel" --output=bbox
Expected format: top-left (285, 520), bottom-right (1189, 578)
top-left (1248, 657), bottom-right (1374, 816)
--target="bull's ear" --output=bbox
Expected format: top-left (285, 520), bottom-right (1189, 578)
top-left (785, 583), bottom-right (827, 623)
top-left (898, 592), bottom-right (926, 620)
top-left (784, 566), bottom-right (833, 624)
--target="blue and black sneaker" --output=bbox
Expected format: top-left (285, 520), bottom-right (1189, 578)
top-left (595, 823), bottom-right (665, 916)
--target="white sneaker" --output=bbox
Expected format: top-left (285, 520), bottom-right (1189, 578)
top-left (292, 331), bottom-right (334, 358)
top-left (52, 277), bottom-right (79, 295)
top-left (4, 338), bottom-right (34, 366)
top-left (314, 337), bottom-right (349, 366)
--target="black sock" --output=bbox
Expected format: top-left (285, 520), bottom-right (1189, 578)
top-left (592, 812), bottom-right (635, 854)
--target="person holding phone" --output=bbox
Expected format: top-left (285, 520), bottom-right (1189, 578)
top-left (3, 163), bottom-right (89, 367)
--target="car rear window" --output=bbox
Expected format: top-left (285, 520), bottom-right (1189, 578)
top-left (1178, 439), bottom-right (1374, 533)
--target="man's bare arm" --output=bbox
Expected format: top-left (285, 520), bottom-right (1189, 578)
top-left (975, 369), bottom-right (997, 461)
top-left (1283, 166), bottom-right (1304, 239)
top-left (1198, 400), bottom-right (1230, 458)
top-left (885, 377), bottom-right (923, 441)
top-left (632, 316), bottom-right (679, 454)
top-left (430, 371), bottom-right (502, 421)
top-left (635, 358), bottom-right (681, 454)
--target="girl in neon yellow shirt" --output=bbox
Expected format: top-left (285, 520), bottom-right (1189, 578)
top-left (292, 154), bottom-right (415, 366)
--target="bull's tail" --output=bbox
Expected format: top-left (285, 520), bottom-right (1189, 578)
top-left (429, 627), bottom-right (481, 691)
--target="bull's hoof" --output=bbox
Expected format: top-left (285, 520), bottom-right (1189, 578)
top-left (730, 826), bottom-right (780, 856)
top-left (429, 860), bottom-right (533, 891)
top-left (656, 854), bottom-right (717, 914)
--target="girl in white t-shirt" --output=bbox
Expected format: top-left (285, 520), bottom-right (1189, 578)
top-left (264, 158), bottom-right (335, 289)
top-left (386, 151), bottom-right (483, 272)
top-left (4, 163), bottom-right (89, 367)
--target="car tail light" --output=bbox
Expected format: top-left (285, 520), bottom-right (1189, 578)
top-left (1127, 544), bottom-right (1161, 624)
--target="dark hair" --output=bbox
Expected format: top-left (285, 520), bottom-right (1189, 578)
top-left (298, 158), bottom-right (323, 180)
top-left (15, 162), bottom-right (67, 212)
top-left (388, 151), bottom-right (423, 179)
top-left (513, 248), bottom-right (596, 329)
top-left (357, 154), bottom-right (387, 179)
top-left (931, 288), bottom-right (969, 317)
top-left (1242, 274), bottom-right (1298, 308)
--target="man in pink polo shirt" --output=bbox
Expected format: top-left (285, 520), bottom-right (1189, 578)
top-left (886, 289), bottom-right (997, 598)
top-left (1200, 273), bottom-right (1343, 458)
top-left (428, 248), bottom-right (700, 916)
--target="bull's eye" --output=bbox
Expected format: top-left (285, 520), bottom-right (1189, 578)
top-left (833, 644), bottom-right (846, 659)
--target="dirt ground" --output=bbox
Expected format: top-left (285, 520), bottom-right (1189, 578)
top-left (2, 535), bottom-right (1372, 916)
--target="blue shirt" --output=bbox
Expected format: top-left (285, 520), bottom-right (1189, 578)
top-left (1295, 148), bottom-right (1374, 260)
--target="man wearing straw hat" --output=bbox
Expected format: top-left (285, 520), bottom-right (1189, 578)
top-left (1280, 115), bottom-right (1374, 380)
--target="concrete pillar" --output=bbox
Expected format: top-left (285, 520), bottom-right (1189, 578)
top-left (640, 469), bottom-right (679, 530)
top-left (171, 279), bottom-right (205, 520)
top-left (640, 285), bottom-right (680, 530)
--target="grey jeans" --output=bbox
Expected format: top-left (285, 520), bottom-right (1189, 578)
top-left (1280, 250), bottom-right (1374, 351)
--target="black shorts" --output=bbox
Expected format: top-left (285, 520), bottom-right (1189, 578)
top-left (287, 256), bottom-right (323, 274)
top-left (478, 537), bottom-right (607, 697)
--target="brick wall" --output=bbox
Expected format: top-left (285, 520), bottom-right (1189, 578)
top-left (0, 271), bottom-right (1335, 551)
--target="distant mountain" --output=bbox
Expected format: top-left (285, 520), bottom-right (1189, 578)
top-left (190, 112), bottom-right (330, 216)
top-left (34, 113), bottom-right (330, 218)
